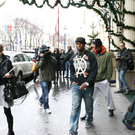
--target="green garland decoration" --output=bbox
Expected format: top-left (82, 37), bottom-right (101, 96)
top-left (123, 8), bottom-right (135, 16)
top-left (123, 25), bottom-right (135, 32)
top-left (111, 39), bottom-right (120, 49)
top-left (19, 0), bottom-right (135, 49)
top-left (111, 33), bottom-right (135, 47)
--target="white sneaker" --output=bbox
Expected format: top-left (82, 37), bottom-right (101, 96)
top-left (45, 108), bottom-right (51, 114)
top-left (38, 102), bottom-right (43, 108)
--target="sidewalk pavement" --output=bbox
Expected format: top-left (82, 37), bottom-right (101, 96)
top-left (0, 78), bottom-right (135, 135)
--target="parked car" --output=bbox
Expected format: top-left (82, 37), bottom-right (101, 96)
top-left (4, 51), bottom-right (34, 81)
top-left (20, 50), bottom-right (35, 60)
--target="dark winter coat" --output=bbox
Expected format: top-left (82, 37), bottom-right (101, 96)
top-left (0, 54), bottom-right (13, 85)
top-left (64, 49), bottom-right (74, 63)
top-left (60, 53), bottom-right (66, 71)
top-left (37, 55), bottom-right (57, 82)
top-left (116, 48), bottom-right (133, 70)
top-left (53, 53), bottom-right (61, 71)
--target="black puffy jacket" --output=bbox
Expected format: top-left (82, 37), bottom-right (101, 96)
top-left (0, 54), bottom-right (12, 85)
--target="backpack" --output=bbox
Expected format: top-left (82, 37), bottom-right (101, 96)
top-left (128, 59), bottom-right (134, 71)
top-left (122, 96), bottom-right (135, 130)
top-left (127, 49), bottom-right (134, 71)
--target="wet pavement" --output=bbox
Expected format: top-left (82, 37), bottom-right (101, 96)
top-left (0, 77), bottom-right (135, 135)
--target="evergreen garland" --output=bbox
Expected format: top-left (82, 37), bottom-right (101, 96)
top-left (19, 0), bottom-right (135, 49)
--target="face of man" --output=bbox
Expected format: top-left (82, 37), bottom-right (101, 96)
top-left (95, 46), bottom-right (102, 53)
top-left (76, 42), bottom-right (85, 53)
top-left (120, 43), bottom-right (125, 51)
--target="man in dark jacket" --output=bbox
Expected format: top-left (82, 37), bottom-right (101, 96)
top-left (37, 45), bottom-right (57, 114)
top-left (69, 37), bottom-right (97, 135)
top-left (64, 46), bottom-right (74, 78)
top-left (115, 42), bottom-right (132, 95)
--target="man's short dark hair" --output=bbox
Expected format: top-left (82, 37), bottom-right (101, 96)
top-left (0, 44), bottom-right (3, 52)
top-left (120, 42), bottom-right (125, 46)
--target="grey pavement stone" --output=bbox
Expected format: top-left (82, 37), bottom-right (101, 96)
top-left (0, 78), bottom-right (134, 135)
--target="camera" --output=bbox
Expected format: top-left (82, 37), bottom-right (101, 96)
top-left (117, 54), bottom-right (121, 59)
top-left (40, 44), bottom-right (51, 58)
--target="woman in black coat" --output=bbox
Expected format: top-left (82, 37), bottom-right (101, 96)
top-left (60, 49), bottom-right (66, 77)
top-left (0, 44), bottom-right (15, 135)
top-left (53, 48), bottom-right (61, 84)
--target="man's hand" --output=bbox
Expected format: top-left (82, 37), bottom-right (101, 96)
top-left (80, 82), bottom-right (87, 90)
top-left (40, 53), bottom-right (44, 57)
top-left (5, 73), bottom-right (12, 78)
top-left (72, 81), bottom-right (78, 85)
top-left (120, 56), bottom-right (123, 59)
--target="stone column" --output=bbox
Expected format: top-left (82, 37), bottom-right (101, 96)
top-left (124, 0), bottom-right (135, 49)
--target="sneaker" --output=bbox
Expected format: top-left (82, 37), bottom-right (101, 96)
top-left (85, 122), bottom-right (92, 128)
top-left (69, 132), bottom-right (76, 135)
top-left (38, 102), bottom-right (43, 108)
top-left (109, 110), bottom-right (114, 117)
top-left (45, 108), bottom-right (51, 114)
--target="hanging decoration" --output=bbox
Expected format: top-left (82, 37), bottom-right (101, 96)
top-left (19, 0), bottom-right (135, 51)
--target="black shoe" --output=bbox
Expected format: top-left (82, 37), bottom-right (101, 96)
top-left (114, 90), bottom-right (123, 93)
top-left (7, 131), bottom-right (15, 135)
top-left (124, 90), bottom-right (131, 95)
top-left (53, 82), bottom-right (57, 84)
top-left (80, 115), bottom-right (86, 120)
top-left (109, 110), bottom-right (114, 117)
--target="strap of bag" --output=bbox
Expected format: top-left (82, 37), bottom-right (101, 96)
top-left (13, 94), bottom-right (28, 105)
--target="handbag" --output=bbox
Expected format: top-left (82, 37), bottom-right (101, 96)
top-left (11, 81), bottom-right (29, 100)
top-left (3, 79), bottom-right (29, 102)
top-left (32, 63), bottom-right (37, 71)
top-left (3, 84), bottom-right (13, 102)
top-left (128, 59), bottom-right (134, 71)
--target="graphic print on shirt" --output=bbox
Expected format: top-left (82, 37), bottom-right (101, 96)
top-left (73, 54), bottom-right (90, 78)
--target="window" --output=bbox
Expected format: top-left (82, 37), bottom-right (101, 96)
top-left (23, 54), bottom-right (29, 61)
top-left (14, 54), bottom-right (25, 62)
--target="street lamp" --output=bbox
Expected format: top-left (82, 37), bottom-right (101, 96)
top-left (63, 25), bottom-right (67, 51)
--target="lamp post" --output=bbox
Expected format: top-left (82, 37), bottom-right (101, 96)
top-left (63, 25), bottom-right (67, 51)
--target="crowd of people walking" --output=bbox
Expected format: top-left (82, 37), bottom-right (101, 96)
top-left (0, 36), bottom-right (134, 135)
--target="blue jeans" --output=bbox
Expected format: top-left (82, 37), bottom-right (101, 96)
top-left (118, 70), bottom-right (130, 91)
top-left (66, 61), bottom-right (70, 77)
top-left (39, 81), bottom-right (52, 109)
top-left (69, 84), bottom-right (94, 134)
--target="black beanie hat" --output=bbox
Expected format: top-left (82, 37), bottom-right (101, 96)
top-left (94, 39), bottom-right (102, 47)
top-left (75, 37), bottom-right (86, 44)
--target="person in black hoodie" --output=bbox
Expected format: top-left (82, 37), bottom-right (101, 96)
top-left (0, 44), bottom-right (15, 135)
top-left (69, 37), bottom-right (97, 135)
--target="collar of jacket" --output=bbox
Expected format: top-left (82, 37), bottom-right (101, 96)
top-left (2, 53), bottom-right (7, 62)
top-left (94, 45), bottom-right (105, 55)
top-left (120, 47), bottom-right (126, 53)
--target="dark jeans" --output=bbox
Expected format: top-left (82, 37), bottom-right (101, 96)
top-left (39, 81), bottom-right (52, 109)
